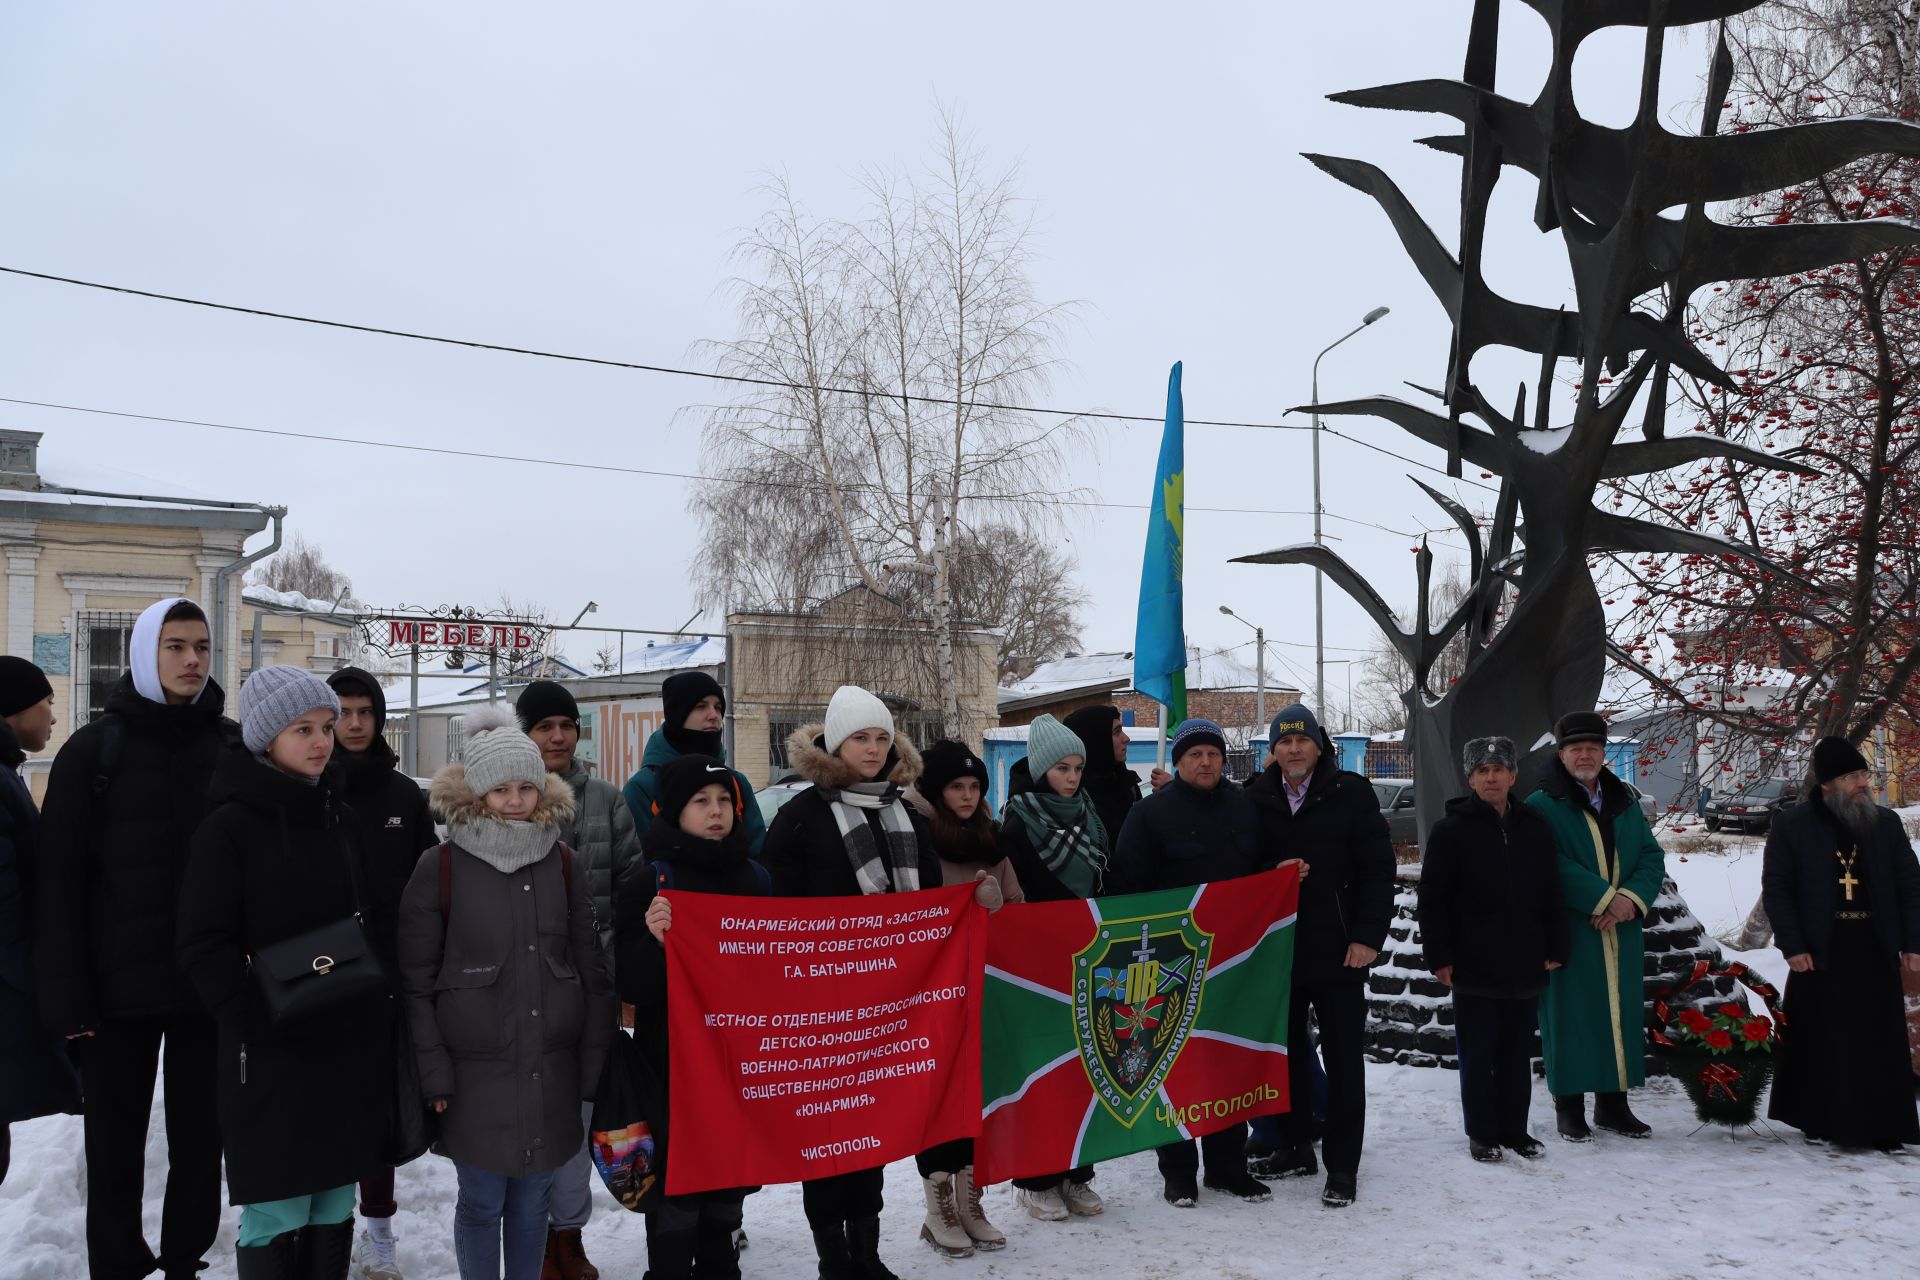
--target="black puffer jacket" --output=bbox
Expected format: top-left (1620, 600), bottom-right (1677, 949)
top-left (1107, 775), bottom-right (1268, 895)
top-left (326, 690), bottom-right (437, 979)
top-left (1763, 792), bottom-right (1920, 968)
top-left (35, 674), bottom-right (242, 1033)
top-left (1416, 793), bottom-right (1569, 997)
top-left (761, 728), bottom-right (941, 900)
top-left (176, 753), bottom-right (386, 1204)
top-left (1249, 758), bottom-right (1395, 986)
top-left (0, 720), bottom-right (80, 1125)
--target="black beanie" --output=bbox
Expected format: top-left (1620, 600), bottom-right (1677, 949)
top-left (1812, 736), bottom-right (1871, 783)
top-left (653, 753), bottom-right (741, 827)
top-left (0, 656), bottom-right (52, 718)
top-left (663, 671), bottom-right (726, 731)
top-left (918, 739), bottom-right (989, 799)
top-left (515, 680), bottom-right (580, 730)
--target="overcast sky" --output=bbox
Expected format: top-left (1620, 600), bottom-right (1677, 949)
top-left (0, 3), bottom-right (1710, 720)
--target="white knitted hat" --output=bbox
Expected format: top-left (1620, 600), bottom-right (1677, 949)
top-left (823, 685), bottom-right (894, 753)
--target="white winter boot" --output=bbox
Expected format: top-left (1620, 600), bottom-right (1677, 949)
top-left (1014, 1184), bottom-right (1070, 1222)
top-left (955, 1166), bottom-right (1006, 1250)
top-left (920, 1173), bottom-right (976, 1258)
top-left (352, 1216), bottom-right (404, 1280)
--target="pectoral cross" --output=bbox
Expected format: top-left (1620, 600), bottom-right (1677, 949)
top-left (1839, 867), bottom-right (1860, 902)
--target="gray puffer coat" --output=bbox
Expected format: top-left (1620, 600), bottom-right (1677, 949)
top-left (398, 767), bottom-right (613, 1178)
top-left (557, 760), bottom-right (638, 952)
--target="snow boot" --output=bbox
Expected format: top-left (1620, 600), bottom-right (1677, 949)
top-left (1469, 1140), bottom-right (1504, 1163)
top-left (304, 1221), bottom-right (354, 1280)
top-left (642, 1225), bottom-right (696, 1280)
top-left (1593, 1092), bottom-right (1652, 1138)
top-left (1059, 1178), bottom-right (1104, 1217)
top-left (1204, 1168), bottom-right (1273, 1202)
top-left (1162, 1171), bottom-right (1198, 1208)
top-left (1249, 1143), bottom-right (1316, 1180)
top-left (1553, 1093), bottom-right (1593, 1143)
top-left (844, 1217), bottom-right (900, 1280)
top-left (955, 1166), bottom-right (1007, 1247)
top-left (918, 1173), bottom-right (975, 1258)
top-left (547, 1228), bottom-right (600, 1280)
top-left (811, 1224), bottom-right (854, 1280)
top-left (1015, 1184), bottom-right (1069, 1221)
top-left (1321, 1173), bottom-right (1357, 1208)
top-left (693, 1219), bottom-right (742, 1280)
top-left (236, 1231), bottom-right (304, 1280)
top-left (1502, 1135), bottom-right (1546, 1160)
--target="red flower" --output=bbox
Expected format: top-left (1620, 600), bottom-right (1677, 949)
top-left (1742, 1018), bottom-right (1772, 1042)
top-left (1718, 1003), bottom-right (1748, 1019)
top-left (1706, 1029), bottom-right (1734, 1050)
top-left (1680, 1009), bottom-right (1713, 1034)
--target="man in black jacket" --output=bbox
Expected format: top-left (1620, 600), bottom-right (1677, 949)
top-left (1108, 718), bottom-right (1273, 1209)
top-left (328, 665), bottom-right (438, 1276)
top-left (1762, 737), bottom-right (1920, 1149)
top-left (35, 598), bottom-right (238, 1280)
top-left (1417, 736), bottom-right (1567, 1163)
top-left (1246, 704), bottom-right (1393, 1209)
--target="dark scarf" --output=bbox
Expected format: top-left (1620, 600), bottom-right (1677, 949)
top-left (927, 798), bottom-right (999, 869)
top-left (1002, 786), bottom-right (1106, 898)
top-left (664, 724), bottom-right (725, 758)
top-left (643, 812), bottom-right (752, 870)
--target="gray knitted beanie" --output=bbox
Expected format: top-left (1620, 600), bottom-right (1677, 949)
top-left (239, 665), bottom-right (342, 756)
top-left (1025, 713), bottom-right (1087, 782)
top-left (461, 703), bottom-right (547, 796)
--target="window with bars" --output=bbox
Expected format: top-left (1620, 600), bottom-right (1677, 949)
top-left (766, 706), bottom-right (946, 777)
top-left (77, 611), bottom-right (140, 724)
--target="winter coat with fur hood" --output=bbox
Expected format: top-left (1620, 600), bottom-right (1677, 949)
top-left (397, 766), bottom-right (613, 1178)
top-left (761, 726), bottom-right (942, 900)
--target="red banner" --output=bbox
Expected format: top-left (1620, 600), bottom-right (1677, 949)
top-left (663, 882), bottom-right (985, 1194)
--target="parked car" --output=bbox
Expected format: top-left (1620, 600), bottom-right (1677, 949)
top-left (1702, 778), bottom-right (1798, 834)
top-left (1373, 779), bottom-right (1418, 846)
top-left (755, 775), bottom-right (814, 823)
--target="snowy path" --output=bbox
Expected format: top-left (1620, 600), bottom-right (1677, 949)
top-left (7, 840), bottom-right (1913, 1278)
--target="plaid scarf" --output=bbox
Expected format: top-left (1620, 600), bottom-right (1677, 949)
top-left (1002, 789), bottom-right (1107, 898)
top-left (825, 781), bottom-right (923, 896)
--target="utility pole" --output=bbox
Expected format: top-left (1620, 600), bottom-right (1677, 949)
top-left (1311, 305), bottom-right (1390, 717)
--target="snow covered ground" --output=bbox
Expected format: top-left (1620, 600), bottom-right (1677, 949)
top-left (6, 836), bottom-right (1913, 1279)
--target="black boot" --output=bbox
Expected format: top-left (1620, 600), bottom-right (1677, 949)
top-left (302, 1221), bottom-right (353, 1280)
top-left (1593, 1091), bottom-right (1652, 1138)
top-left (811, 1224), bottom-right (854, 1280)
top-left (693, 1218), bottom-right (742, 1280)
top-left (1249, 1142), bottom-right (1317, 1180)
top-left (234, 1231), bottom-right (302, 1280)
top-left (1554, 1093), bottom-right (1593, 1143)
top-left (844, 1217), bottom-right (900, 1280)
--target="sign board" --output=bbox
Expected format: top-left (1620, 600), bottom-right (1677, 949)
top-left (362, 611), bottom-right (551, 657)
top-left (594, 697), bottom-right (664, 790)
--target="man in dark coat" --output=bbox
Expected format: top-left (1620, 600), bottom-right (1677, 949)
top-left (327, 665), bottom-right (437, 1274)
top-left (1763, 737), bottom-right (1920, 1150)
top-left (0, 656), bottom-right (78, 1184)
top-left (1058, 705), bottom-right (1143, 843)
top-left (1108, 718), bottom-right (1273, 1209)
top-left (516, 678), bottom-right (638, 1280)
top-left (1247, 703), bottom-right (1394, 1208)
top-left (35, 597), bottom-right (238, 1280)
top-left (1418, 736), bottom-right (1568, 1162)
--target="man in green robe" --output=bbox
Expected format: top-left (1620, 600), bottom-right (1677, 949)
top-left (1526, 711), bottom-right (1666, 1142)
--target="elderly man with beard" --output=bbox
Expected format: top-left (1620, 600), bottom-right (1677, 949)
top-left (1526, 711), bottom-right (1666, 1143)
top-left (1762, 738), bottom-right (1920, 1150)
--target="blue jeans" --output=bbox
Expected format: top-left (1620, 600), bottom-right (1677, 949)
top-left (453, 1164), bottom-right (555, 1280)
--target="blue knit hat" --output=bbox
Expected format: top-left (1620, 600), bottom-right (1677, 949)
top-left (1025, 714), bottom-right (1087, 783)
top-left (1268, 703), bottom-right (1324, 748)
top-left (1169, 718), bottom-right (1227, 765)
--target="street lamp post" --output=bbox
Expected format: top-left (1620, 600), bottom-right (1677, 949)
top-left (1311, 305), bottom-right (1390, 719)
top-left (1218, 605), bottom-right (1266, 729)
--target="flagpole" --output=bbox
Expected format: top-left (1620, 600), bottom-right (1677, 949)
top-left (1156, 707), bottom-right (1168, 772)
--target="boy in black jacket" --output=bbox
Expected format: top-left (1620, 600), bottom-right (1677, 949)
top-left (1417, 736), bottom-right (1568, 1162)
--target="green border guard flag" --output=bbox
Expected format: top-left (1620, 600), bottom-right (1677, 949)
top-left (974, 866), bottom-right (1299, 1184)
top-left (1133, 362), bottom-right (1188, 726)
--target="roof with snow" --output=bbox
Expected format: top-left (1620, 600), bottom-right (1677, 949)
top-left (0, 436), bottom-right (274, 530)
top-left (243, 585), bottom-right (357, 618)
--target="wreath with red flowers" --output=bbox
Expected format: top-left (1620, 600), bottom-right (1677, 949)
top-left (1650, 960), bottom-right (1786, 1057)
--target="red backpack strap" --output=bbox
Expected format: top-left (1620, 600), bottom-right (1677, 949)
top-left (438, 843), bottom-right (452, 922)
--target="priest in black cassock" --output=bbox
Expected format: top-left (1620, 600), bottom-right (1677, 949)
top-left (1762, 737), bottom-right (1920, 1150)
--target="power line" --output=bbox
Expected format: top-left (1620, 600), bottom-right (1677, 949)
top-left (0, 264), bottom-right (1496, 493)
top-left (0, 395), bottom-right (1458, 539)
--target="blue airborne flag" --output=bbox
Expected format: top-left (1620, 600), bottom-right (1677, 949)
top-left (1133, 362), bottom-right (1187, 725)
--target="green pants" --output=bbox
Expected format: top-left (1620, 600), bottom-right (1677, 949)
top-left (237, 1183), bottom-right (356, 1247)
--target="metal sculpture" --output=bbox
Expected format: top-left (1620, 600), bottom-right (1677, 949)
top-left (1237, 0), bottom-right (1920, 840)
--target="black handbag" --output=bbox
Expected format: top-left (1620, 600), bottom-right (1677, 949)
top-left (249, 834), bottom-right (385, 1027)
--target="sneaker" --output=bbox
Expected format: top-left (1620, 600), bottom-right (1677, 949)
top-left (1015, 1186), bottom-right (1070, 1222)
top-left (1469, 1140), bottom-right (1504, 1163)
top-left (1321, 1173), bottom-right (1356, 1208)
top-left (1203, 1170), bottom-right (1273, 1202)
top-left (1502, 1135), bottom-right (1546, 1160)
top-left (1162, 1172), bottom-right (1199, 1208)
top-left (1059, 1180), bottom-right (1105, 1216)
top-left (353, 1227), bottom-right (404, 1280)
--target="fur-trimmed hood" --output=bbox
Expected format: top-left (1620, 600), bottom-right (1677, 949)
top-left (786, 722), bottom-right (922, 790)
top-left (430, 763), bottom-right (577, 828)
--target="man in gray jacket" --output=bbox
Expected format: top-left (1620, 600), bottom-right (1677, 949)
top-left (516, 680), bottom-right (636, 1280)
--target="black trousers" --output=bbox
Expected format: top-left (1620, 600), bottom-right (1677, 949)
top-left (1011, 1164), bottom-right (1092, 1192)
top-left (800, 1168), bottom-right (884, 1229)
top-left (914, 1138), bottom-right (972, 1178)
top-left (1277, 979), bottom-right (1366, 1177)
top-left (1156, 1122), bottom-right (1246, 1179)
top-left (77, 1013), bottom-right (222, 1280)
top-left (1452, 992), bottom-right (1538, 1144)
